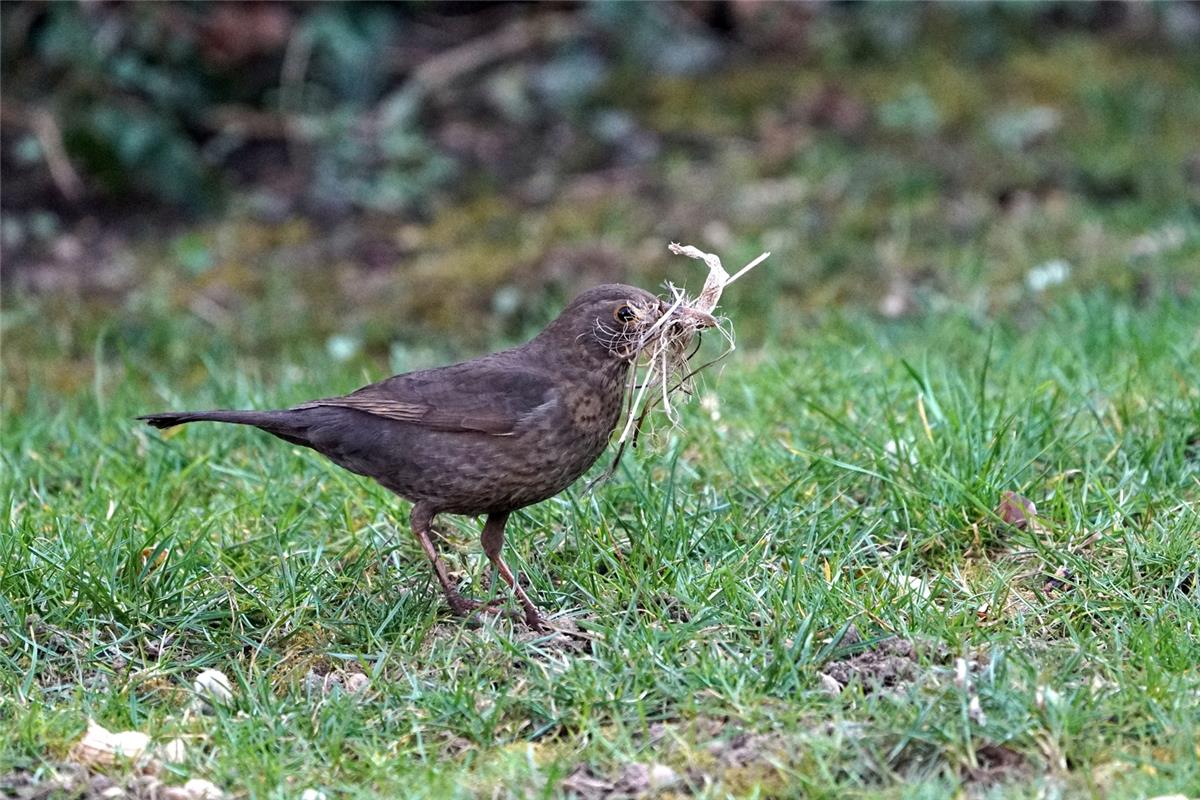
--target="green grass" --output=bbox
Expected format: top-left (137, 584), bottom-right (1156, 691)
top-left (4, 19), bottom-right (1200, 799)
top-left (3, 291), bottom-right (1198, 798)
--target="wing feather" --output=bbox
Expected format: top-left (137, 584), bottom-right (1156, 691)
top-left (294, 361), bottom-right (557, 436)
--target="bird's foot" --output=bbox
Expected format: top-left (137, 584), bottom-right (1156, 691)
top-left (522, 608), bottom-right (547, 632)
top-left (447, 593), bottom-right (504, 616)
top-left (446, 593), bottom-right (525, 627)
top-left (447, 593), bottom-right (554, 631)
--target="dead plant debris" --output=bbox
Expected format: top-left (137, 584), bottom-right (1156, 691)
top-left (621, 243), bottom-right (768, 439)
top-left (594, 242), bottom-right (768, 485)
top-left (962, 743), bottom-right (1030, 790)
top-left (820, 637), bottom-right (924, 694)
top-left (302, 667), bottom-right (371, 696)
top-left (996, 491), bottom-right (1038, 531)
top-left (561, 762), bottom-right (681, 800)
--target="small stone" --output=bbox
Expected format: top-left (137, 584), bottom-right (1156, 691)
top-left (89, 775), bottom-right (116, 792)
top-left (343, 673), bottom-right (370, 694)
top-left (300, 790), bottom-right (327, 800)
top-left (818, 672), bottom-right (843, 695)
top-left (647, 763), bottom-right (679, 790)
top-left (609, 762), bottom-right (681, 796)
top-left (303, 669), bottom-right (329, 693)
top-left (99, 786), bottom-right (126, 799)
top-left (71, 719), bottom-right (151, 765)
top-left (182, 778), bottom-right (225, 799)
top-left (968, 695), bottom-right (987, 725)
top-left (192, 669), bottom-right (234, 707)
top-left (839, 624), bottom-right (863, 647)
top-left (130, 775), bottom-right (162, 794)
top-left (1035, 685), bottom-right (1062, 711)
top-left (159, 737), bottom-right (188, 763)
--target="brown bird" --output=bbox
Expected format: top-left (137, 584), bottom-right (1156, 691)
top-left (140, 284), bottom-right (716, 629)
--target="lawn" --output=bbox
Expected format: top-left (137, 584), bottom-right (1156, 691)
top-left (3, 288), bottom-right (1198, 798)
top-left (3, 11), bottom-right (1200, 799)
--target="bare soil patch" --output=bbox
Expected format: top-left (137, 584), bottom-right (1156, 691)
top-left (819, 633), bottom-right (942, 696)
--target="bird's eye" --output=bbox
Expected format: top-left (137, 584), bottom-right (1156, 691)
top-left (613, 304), bottom-right (638, 323)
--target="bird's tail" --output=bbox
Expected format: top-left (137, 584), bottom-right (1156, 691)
top-left (138, 409), bottom-right (313, 448)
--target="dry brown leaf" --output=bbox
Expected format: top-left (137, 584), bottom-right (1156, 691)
top-left (140, 546), bottom-right (170, 572)
top-left (997, 491), bottom-right (1037, 530)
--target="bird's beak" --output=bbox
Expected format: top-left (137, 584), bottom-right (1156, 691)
top-left (654, 298), bottom-right (718, 330)
top-left (673, 305), bottom-right (718, 329)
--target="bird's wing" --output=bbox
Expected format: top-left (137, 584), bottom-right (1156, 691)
top-left (293, 362), bottom-right (558, 436)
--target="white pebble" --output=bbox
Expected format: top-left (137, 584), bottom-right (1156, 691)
top-left (1025, 259), bottom-right (1070, 292)
top-left (192, 669), bottom-right (234, 706)
top-left (344, 673), bottom-right (370, 694)
top-left (72, 719), bottom-right (151, 765)
top-left (182, 778), bottom-right (225, 800)
top-left (818, 672), bottom-right (843, 695)
top-left (647, 763), bottom-right (679, 790)
top-left (159, 737), bottom-right (188, 763)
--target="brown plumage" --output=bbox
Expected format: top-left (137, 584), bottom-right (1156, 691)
top-left (140, 284), bottom-right (715, 629)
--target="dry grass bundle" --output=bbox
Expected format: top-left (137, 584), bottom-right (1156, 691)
top-left (591, 243), bottom-right (769, 485)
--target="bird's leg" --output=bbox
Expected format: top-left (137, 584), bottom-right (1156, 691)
top-left (410, 503), bottom-right (486, 618)
top-left (481, 512), bottom-right (546, 630)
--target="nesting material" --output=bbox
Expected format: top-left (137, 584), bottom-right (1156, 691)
top-left (593, 243), bottom-right (768, 484)
top-left (621, 243), bottom-right (767, 437)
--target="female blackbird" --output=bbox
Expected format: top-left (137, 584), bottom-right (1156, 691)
top-left (141, 284), bottom-right (714, 629)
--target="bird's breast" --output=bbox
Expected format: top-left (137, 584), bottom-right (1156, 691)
top-left (562, 364), bottom-right (628, 435)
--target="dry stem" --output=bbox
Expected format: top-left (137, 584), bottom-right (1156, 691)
top-left (590, 243), bottom-right (768, 488)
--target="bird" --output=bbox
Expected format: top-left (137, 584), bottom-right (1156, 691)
top-left (140, 284), bottom-right (717, 630)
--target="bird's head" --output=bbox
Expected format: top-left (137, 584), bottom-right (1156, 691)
top-left (538, 283), bottom-right (717, 363)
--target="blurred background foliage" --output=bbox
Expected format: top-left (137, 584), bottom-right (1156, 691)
top-left (2, 1), bottom-right (1199, 401)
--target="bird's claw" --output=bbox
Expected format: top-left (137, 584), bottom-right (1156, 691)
top-left (446, 593), bottom-right (550, 631)
top-left (446, 594), bottom-right (526, 628)
top-left (448, 594), bottom-right (503, 615)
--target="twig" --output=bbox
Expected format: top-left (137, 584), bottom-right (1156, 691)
top-left (0, 102), bottom-right (83, 202)
top-left (202, 105), bottom-right (295, 140)
top-left (407, 13), bottom-right (581, 95)
top-left (200, 13), bottom-right (584, 147)
top-left (726, 251), bottom-right (772, 286)
top-left (279, 23), bottom-right (315, 163)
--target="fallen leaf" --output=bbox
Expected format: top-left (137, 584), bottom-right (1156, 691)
top-left (997, 491), bottom-right (1037, 530)
top-left (140, 546), bottom-right (170, 572)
